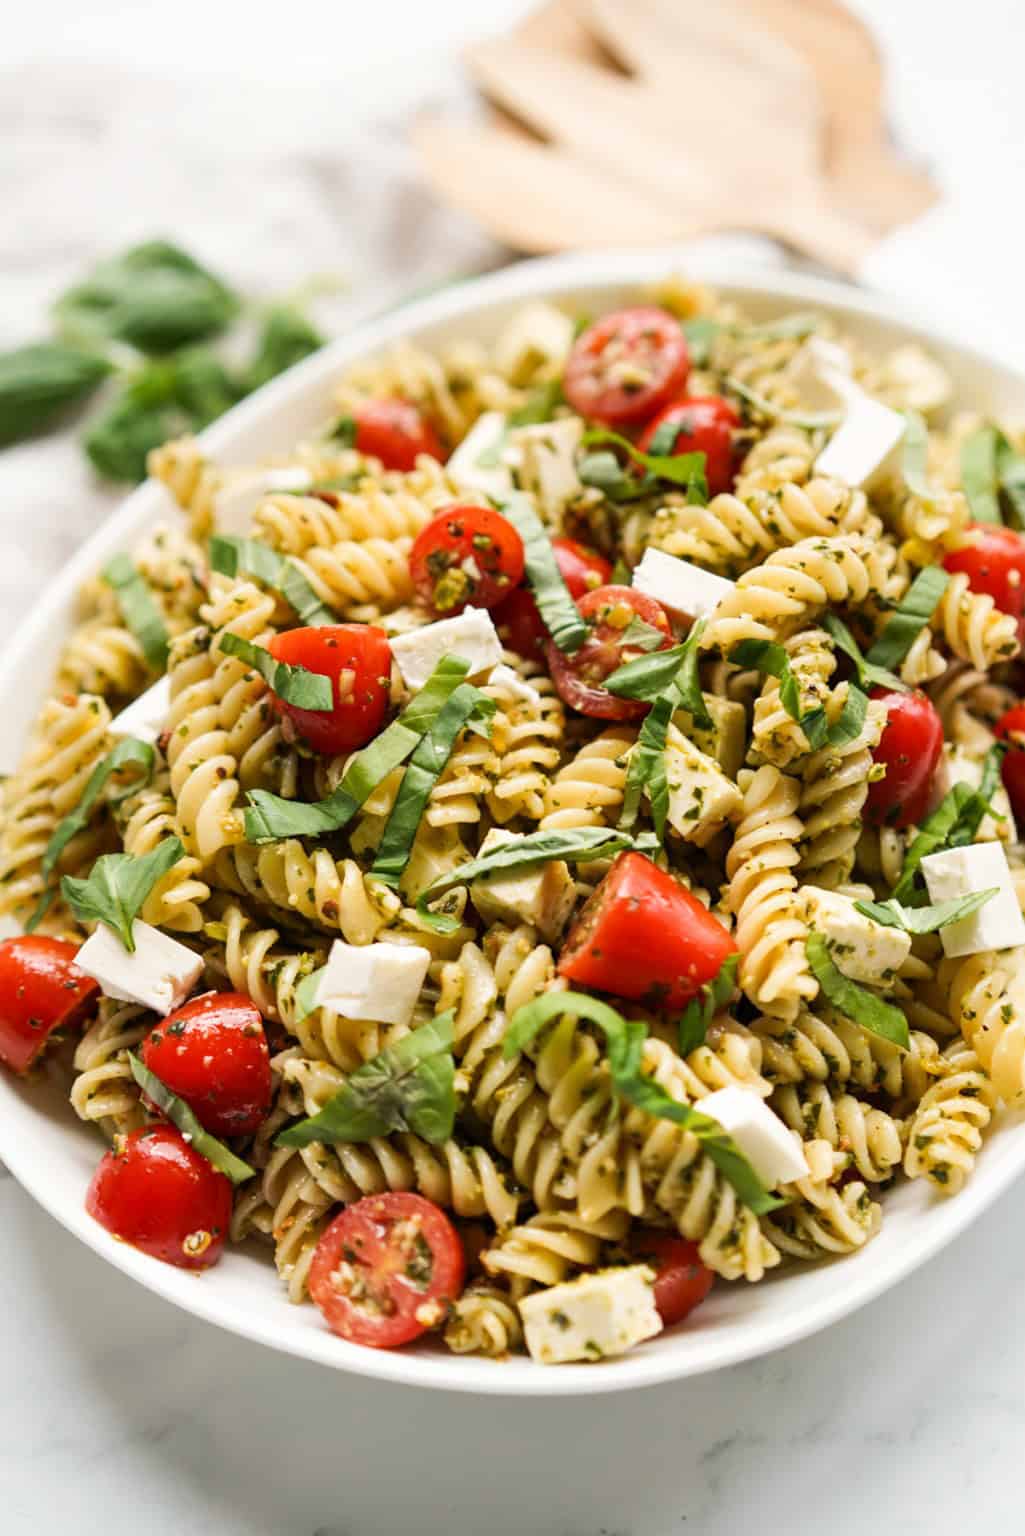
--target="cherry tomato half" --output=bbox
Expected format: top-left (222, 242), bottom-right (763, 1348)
top-left (563, 306), bottom-right (690, 426)
top-left (0, 936), bottom-right (99, 1075)
top-left (864, 687), bottom-right (945, 830)
top-left (996, 705), bottom-right (1025, 823)
top-left (351, 398), bottom-right (443, 471)
top-left (944, 524), bottom-right (1025, 645)
top-left (558, 851), bottom-right (738, 1010)
top-left (309, 1192), bottom-right (466, 1349)
top-left (267, 624), bottom-right (391, 756)
top-left (494, 537), bottom-right (613, 662)
top-left (409, 504), bottom-right (526, 615)
top-left (545, 585), bottom-right (673, 720)
top-left (141, 992), bottom-right (272, 1138)
top-left (637, 396), bottom-right (741, 497)
top-left (86, 1124), bottom-right (232, 1270)
top-left (632, 1231), bottom-right (714, 1327)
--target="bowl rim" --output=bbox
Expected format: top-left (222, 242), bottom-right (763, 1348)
top-left (3, 246), bottom-right (1025, 1396)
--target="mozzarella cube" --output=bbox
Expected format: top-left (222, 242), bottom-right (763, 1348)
top-left (519, 1266), bottom-right (662, 1365)
top-left (469, 829), bottom-right (575, 943)
top-left (785, 337), bottom-right (856, 412)
top-left (445, 412), bottom-right (513, 500)
top-left (921, 842), bottom-right (1025, 957)
top-left (389, 608), bottom-right (503, 691)
top-left (632, 549), bottom-right (735, 623)
top-left (487, 664), bottom-right (543, 706)
top-left (662, 725), bottom-right (743, 846)
top-left (75, 920), bottom-right (203, 1016)
top-left (511, 417), bottom-right (583, 520)
top-left (934, 746), bottom-right (1016, 843)
top-left (315, 939), bottom-right (431, 1025)
top-left (801, 887), bottom-right (911, 984)
top-left (214, 466), bottom-right (313, 535)
top-left (494, 301), bottom-right (575, 384)
top-left (814, 394), bottom-right (906, 489)
top-left (108, 676), bottom-right (171, 746)
top-left (699, 1085), bottom-right (809, 1187)
top-left (674, 696), bottom-right (746, 780)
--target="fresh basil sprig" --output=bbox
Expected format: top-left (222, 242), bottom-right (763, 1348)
top-left (0, 341), bottom-right (113, 446)
top-left (216, 632), bottom-right (333, 710)
top-left (276, 1011), bottom-right (456, 1149)
top-left (729, 639), bottom-right (868, 751)
top-left (55, 240), bottom-right (238, 355)
top-left (504, 991), bottom-right (783, 1215)
top-left (61, 837), bottom-right (184, 951)
top-left (244, 305), bottom-right (325, 393)
top-left (865, 567), bottom-right (950, 672)
top-left (501, 495), bottom-right (588, 653)
top-left (892, 748), bottom-right (1006, 903)
top-left (128, 1054), bottom-right (256, 1184)
top-left (102, 553), bottom-right (170, 671)
top-left (579, 427), bottom-right (708, 502)
top-left (209, 535), bottom-right (335, 627)
top-left (677, 953), bottom-right (739, 1055)
top-left (805, 933), bottom-right (909, 1049)
top-left (854, 890), bottom-right (998, 935)
top-left (901, 409), bottom-right (937, 503)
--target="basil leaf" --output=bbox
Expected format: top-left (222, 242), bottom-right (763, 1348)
top-left (508, 378), bottom-right (564, 427)
top-left (604, 643), bottom-right (691, 703)
top-left (171, 347), bottom-right (242, 428)
top-left (677, 953), bottom-right (739, 1055)
top-left (102, 553), bottom-right (170, 669)
top-left (725, 376), bottom-right (841, 431)
top-left (244, 305), bottom-right (325, 393)
top-left (729, 638), bottom-right (867, 750)
top-left (501, 495), bottom-right (588, 653)
top-left (891, 782), bottom-right (978, 903)
top-left (23, 886), bottom-right (58, 934)
top-left (276, 1011), bottom-right (456, 1148)
top-left (215, 632), bottom-right (333, 710)
top-left (805, 933), bottom-right (910, 1049)
top-left (370, 684), bottom-right (495, 885)
top-left (244, 656), bottom-right (471, 842)
top-left (620, 615), bottom-right (669, 653)
top-left (128, 1054), bottom-right (256, 1184)
top-left (865, 567), bottom-right (950, 671)
top-left (55, 241), bottom-right (237, 354)
top-left (960, 426), bottom-right (1002, 524)
top-left (996, 432), bottom-right (1025, 529)
top-left (41, 737), bottom-right (155, 882)
top-left (209, 535), bottom-right (335, 626)
top-left (505, 991), bottom-right (782, 1215)
top-left (902, 409), bottom-right (937, 502)
top-left (580, 427), bottom-right (708, 501)
top-left (854, 890), bottom-right (998, 934)
top-left (619, 691), bottom-right (674, 837)
top-left (821, 613), bottom-right (904, 694)
top-left (578, 450), bottom-right (645, 503)
top-left (327, 414), bottom-right (357, 448)
top-left (85, 363), bottom-right (191, 483)
top-left (681, 316), bottom-right (720, 367)
top-left (950, 743), bottom-right (1006, 847)
top-left (0, 341), bottom-right (112, 447)
top-left (61, 837), bottom-right (184, 951)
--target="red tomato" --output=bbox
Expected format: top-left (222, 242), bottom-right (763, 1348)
top-left (86, 1124), bottom-right (232, 1270)
top-left (545, 585), bottom-right (673, 720)
top-left (267, 624), bottom-right (391, 756)
top-left (637, 396), bottom-right (741, 496)
top-left (0, 936), bottom-right (99, 1075)
top-left (351, 398), bottom-right (443, 471)
top-left (944, 525), bottom-right (1025, 644)
top-left (864, 688), bottom-right (945, 830)
top-left (309, 1192), bottom-right (465, 1349)
top-left (995, 705), bottom-right (1025, 822)
top-left (141, 992), bottom-right (271, 1138)
top-left (563, 307), bottom-right (690, 426)
top-left (409, 504), bottom-right (526, 616)
top-left (633, 1231), bottom-right (714, 1327)
top-left (559, 851), bottom-right (738, 1010)
top-left (494, 537), bottom-right (613, 662)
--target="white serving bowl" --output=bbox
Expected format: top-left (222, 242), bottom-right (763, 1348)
top-left (2, 249), bottom-right (1023, 1396)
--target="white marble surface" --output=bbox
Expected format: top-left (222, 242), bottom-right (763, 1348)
top-left (5, 3), bottom-right (1025, 1532)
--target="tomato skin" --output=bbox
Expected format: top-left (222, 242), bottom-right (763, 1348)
top-left (558, 852), bottom-right (738, 1009)
top-left (944, 525), bottom-right (1025, 644)
top-left (409, 504), bottom-right (526, 615)
top-left (864, 688), bottom-right (945, 830)
top-left (637, 396), bottom-right (741, 496)
top-left (309, 1192), bottom-right (466, 1349)
top-left (352, 398), bottom-right (443, 471)
top-left (266, 624), bottom-right (391, 756)
top-left (545, 584), bottom-right (673, 720)
top-left (141, 992), bottom-right (272, 1138)
top-left (995, 705), bottom-right (1025, 822)
top-left (86, 1124), bottom-right (232, 1270)
top-left (563, 307), bottom-right (690, 426)
top-left (0, 936), bottom-right (99, 1075)
top-left (633, 1231), bottom-right (714, 1327)
top-left (494, 538), bottom-right (613, 662)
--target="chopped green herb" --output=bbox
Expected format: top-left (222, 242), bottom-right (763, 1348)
top-left (806, 932), bottom-right (909, 1048)
top-left (677, 954), bottom-right (739, 1055)
top-left (501, 495), bottom-right (588, 653)
top-left (128, 1054), bottom-right (256, 1183)
top-left (209, 534), bottom-right (335, 626)
top-left (102, 554), bottom-right (170, 670)
top-left (61, 837), bottom-right (184, 951)
top-left (854, 890), bottom-right (998, 934)
top-left (865, 567), bottom-right (950, 672)
top-left (216, 632), bottom-right (333, 711)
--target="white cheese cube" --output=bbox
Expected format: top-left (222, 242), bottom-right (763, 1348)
top-left (445, 412), bottom-right (513, 500)
top-left (214, 466), bottom-right (313, 535)
top-left (785, 337), bottom-right (856, 412)
top-left (673, 696), bottom-right (746, 780)
top-left (75, 920), bottom-right (203, 1017)
top-left (662, 725), bottom-right (743, 846)
top-left (315, 939), bottom-right (431, 1025)
top-left (814, 394), bottom-right (906, 489)
top-left (519, 1266), bottom-right (662, 1365)
top-left (934, 746), bottom-right (1016, 843)
top-left (511, 417), bottom-right (583, 520)
top-left (800, 886), bottom-right (911, 984)
top-left (469, 829), bottom-right (575, 943)
top-left (698, 1085), bottom-right (809, 1187)
top-left (921, 842), bottom-right (1025, 957)
top-left (389, 608), bottom-right (503, 691)
top-left (632, 548), bottom-right (735, 623)
top-left (494, 301), bottom-right (575, 384)
top-left (486, 664), bottom-right (543, 706)
top-left (108, 676), bottom-right (171, 746)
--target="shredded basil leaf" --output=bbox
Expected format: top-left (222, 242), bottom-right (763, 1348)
top-left (604, 643), bottom-right (690, 703)
top-left (61, 837), bottom-right (184, 951)
top-left (619, 691), bottom-right (674, 837)
top-left (960, 426), bottom-right (1002, 524)
top-left (891, 782), bottom-right (979, 903)
top-left (508, 378), bottom-right (564, 427)
top-left (854, 890), bottom-right (998, 934)
top-left (865, 567), bottom-right (950, 672)
top-left (681, 316), bottom-right (720, 367)
top-left (805, 933), bottom-right (910, 1048)
top-left (327, 413), bottom-right (357, 448)
top-left (677, 953), bottom-right (739, 1056)
top-left (620, 615), bottom-right (669, 653)
top-left (209, 534), bottom-right (335, 626)
top-left (902, 409), bottom-right (937, 502)
top-left (501, 494), bottom-right (588, 653)
top-left (725, 376), bottom-right (840, 431)
top-left (128, 1055), bottom-right (256, 1183)
top-left (821, 614), bottom-right (905, 694)
top-left (580, 427), bottom-right (708, 502)
top-left (216, 632), bottom-right (333, 711)
top-left (996, 432), bottom-right (1025, 529)
top-left (102, 554), bottom-right (169, 670)
top-left (729, 638), bottom-right (868, 750)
